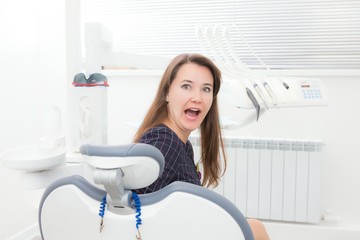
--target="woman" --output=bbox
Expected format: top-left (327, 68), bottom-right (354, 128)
top-left (133, 53), bottom-right (270, 240)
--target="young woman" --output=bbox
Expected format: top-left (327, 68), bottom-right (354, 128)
top-left (133, 53), bottom-right (270, 240)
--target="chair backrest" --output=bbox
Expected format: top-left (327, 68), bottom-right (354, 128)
top-left (39, 176), bottom-right (254, 240)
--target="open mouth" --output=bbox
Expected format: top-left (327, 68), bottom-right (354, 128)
top-left (185, 108), bottom-right (201, 117)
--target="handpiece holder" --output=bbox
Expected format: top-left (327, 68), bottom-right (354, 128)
top-left (93, 168), bottom-right (129, 208)
top-left (80, 143), bottom-right (165, 208)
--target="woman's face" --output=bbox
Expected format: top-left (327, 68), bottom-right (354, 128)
top-left (164, 63), bottom-right (214, 142)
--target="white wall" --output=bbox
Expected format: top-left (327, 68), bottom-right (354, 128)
top-left (0, 0), bottom-right (67, 239)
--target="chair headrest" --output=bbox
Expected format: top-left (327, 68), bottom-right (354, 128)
top-left (80, 143), bottom-right (164, 189)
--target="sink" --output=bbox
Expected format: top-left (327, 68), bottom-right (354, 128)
top-left (0, 145), bottom-right (66, 172)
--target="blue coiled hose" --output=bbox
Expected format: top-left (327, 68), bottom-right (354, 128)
top-left (99, 195), bottom-right (107, 218)
top-left (132, 191), bottom-right (142, 229)
top-left (98, 192), bottom-right (142, 233)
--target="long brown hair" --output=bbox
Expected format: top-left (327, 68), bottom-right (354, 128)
top-left (133, 53), bottom-right (227, 188)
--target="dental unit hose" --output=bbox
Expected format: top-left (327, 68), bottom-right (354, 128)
top-left (99, 195), bottom-right (107, 233)
top-left (246, 87), bottom-right (261, 121)
top-left (132, 191), bottom-right (142, 239)
top-left (253, 83), bottom-right (269, 110)
top-left (97, 191), bottom-right (142, 239)
top-left (263, 82), bottom-right (277, 106)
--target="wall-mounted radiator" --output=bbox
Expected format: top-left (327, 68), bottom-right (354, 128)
top-left (189, 136), bottom-right (323, 224)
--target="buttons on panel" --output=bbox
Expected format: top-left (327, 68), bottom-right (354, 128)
top-left (300, 80), bottom-right (323, 100)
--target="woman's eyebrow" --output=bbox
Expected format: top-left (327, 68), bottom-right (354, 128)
top-left (180, 79), bottom-right (192, 83)
top-left (180, 79), bottom-right (213, 87)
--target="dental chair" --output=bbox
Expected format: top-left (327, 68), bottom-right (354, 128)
top-left (38, 143), bottom-right (254, 240)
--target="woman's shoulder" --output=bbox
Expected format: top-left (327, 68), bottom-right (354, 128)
top-left (139, 124), bottom-right (177, 143)
top-left (139, 124), bottom-right (189, 156)
top-left (143, 124), bottom-right (172, 136)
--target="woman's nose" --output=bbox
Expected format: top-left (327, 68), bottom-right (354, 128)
top-left (191, 90), bottom-right (202, 103)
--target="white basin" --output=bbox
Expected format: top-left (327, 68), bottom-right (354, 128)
top-left (0, 145), bottom-right (66, 172)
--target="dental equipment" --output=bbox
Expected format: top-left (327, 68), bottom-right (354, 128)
top-left (38, 143), bottom-right (254, 240)
top-left (221, 26), bottom-right (272, 109)
top-left (195, 24), bottom-right (328, 121)
top-left (196, 25), bottom-right (263, 122)
top-left (211, 25), bottom-right (266, 120)
top-left (246, 88), bottom-right (261, 121)
top-left (212, 24), bottom-right (268, 111)
top-left (233, 24), bottom-right (289, 94)
top-left (68, 73), bottom-right (108, 154)
top-left (201, 24), bottom-right (270, 111)
top-left (0, 106), bottom-right (66, 173)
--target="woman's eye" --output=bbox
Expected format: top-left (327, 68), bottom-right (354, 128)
top-left (182, 84), bottom-right (191, 90)
top-left (203, 87), bottom-right (212, 93)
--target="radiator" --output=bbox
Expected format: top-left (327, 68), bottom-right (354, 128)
top-left (189, 136), bottom-right (323, 223)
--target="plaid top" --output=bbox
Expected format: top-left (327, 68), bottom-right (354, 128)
top-left (135, 124), bottom-right (201, 194)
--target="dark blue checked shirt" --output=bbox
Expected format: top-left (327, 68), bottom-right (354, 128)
top-left (135, 124), bottom-right (201, 194)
